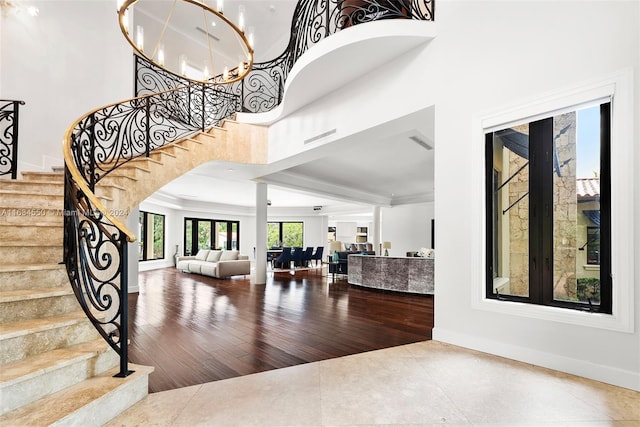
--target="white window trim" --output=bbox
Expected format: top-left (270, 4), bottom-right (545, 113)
top-left (470, 68), bottom-right (634, 333)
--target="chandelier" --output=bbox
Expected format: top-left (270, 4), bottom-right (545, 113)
top-left (0, 0), bottom-right (39, 17)
top-left (117, 0), bottom-right (254, 84)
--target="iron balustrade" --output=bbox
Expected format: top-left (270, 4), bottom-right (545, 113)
top-left (63, 83), bottom-right (240, 377)
top-left (136, 0), bottom-right (435, 112)
top-left (0, 99), bottom-right (25, 179)
top-left (65, 0), bottom-right (434, 379)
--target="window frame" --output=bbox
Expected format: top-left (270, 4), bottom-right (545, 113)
top-left (267, 221), bottom-right (304, 248)
top-left (183, 217), bottom-right (240, 255)
top-left (139, 210), bottom-right (165, 261)
top-left (470, 69), bottom-right (634, 333)
top-left (484, 104), bottom-right (611, 313)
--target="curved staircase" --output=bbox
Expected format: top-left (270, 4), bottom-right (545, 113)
top-left (0, 119), bottom-right (266, 425)
top-left (0, 172), bottom-right (152, 426)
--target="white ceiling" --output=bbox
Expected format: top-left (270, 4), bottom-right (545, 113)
top-left (136, 1), bottom-right (435, 214)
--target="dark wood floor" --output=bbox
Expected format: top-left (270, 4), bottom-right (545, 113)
top-left (128, 267), bottom-right (434, 393)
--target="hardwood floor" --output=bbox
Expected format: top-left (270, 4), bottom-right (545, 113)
top-left (129, 267), bottom-right (434, 393)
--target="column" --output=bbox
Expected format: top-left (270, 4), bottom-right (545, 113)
top-left (255, 182), bottom-right (268, 284)
top-left (372, 205), bottom-right (381, 255)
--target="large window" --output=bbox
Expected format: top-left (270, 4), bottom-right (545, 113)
top-left (183, 218), bottom-right (239, 255)
top-left (139, 211), bottom-right (165, 261)
top-left (267, 222), bottom-right (303, 247)
top-left (485, 102), bottom-right (611, 313)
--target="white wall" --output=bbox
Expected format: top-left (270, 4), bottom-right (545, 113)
top-left (381, 202), bottom-right (433, 257)
top-left (268, 1), bottom-right (640, 390)
top-left (0, 0), bottom-right (132, 172)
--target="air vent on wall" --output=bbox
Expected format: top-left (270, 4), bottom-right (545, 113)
top-left (304, 128), bottom-right (336, 144)
top-left (408, 135), bottom-right (433, 151)
top-left (195, 26), bottom-right (220, 42)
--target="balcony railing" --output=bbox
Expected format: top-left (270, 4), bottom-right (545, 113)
top-left (0, 99), bottom-right (25, 179)
top-left (135, 0), bottom-right (435, 112)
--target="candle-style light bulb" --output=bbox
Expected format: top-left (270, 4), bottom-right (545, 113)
top-left (203, 66), bottom-right (210, 80)
top-left (180, 55), bottom-right (187, 77)
top-left (217, 0), bottom-right (223, 14)
top-left (238, 5), bottom-right (245, 32)
top-left (136, 25), bottom-right (144, 51)
top-left (223, 66), bottom-right (229, 80)
top-left (157, 44), bottom-right (165, 66)
top-left (248, 26), bottom-right (254, 49)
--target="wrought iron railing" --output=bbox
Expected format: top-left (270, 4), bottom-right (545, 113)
top-left (0, 99), bottom-right (25, 179)
top-left (63, 84), bottom-right (240, 377)
top-left (65, 0), bottom-right (434, 378)
top-left (136, 0), bottom-right (434, 112)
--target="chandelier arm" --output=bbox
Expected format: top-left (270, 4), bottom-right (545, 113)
top-left (201, 7), bottom-right (215, 79)
top-left (151, 0), bottom-right (178, 60)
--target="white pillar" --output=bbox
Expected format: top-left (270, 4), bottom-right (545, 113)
top-left (373, 205), bottom-right (381, 255)
top-left (255, 182), bottom-right (268, 284)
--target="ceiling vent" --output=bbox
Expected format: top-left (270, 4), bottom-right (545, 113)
top-left (195, 26), bottom-right (220, 42)
top-left (304, 128), bottom-right (336, 145)
top-left (408, 135), bottom-right (433, 151)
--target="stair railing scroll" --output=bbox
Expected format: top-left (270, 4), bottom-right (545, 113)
top-left (0, 99), bottom-right (25, 179)
top-left (135, 0), bottom-right (434, 113)
top-left (63, 84), bottom-right (241, 377)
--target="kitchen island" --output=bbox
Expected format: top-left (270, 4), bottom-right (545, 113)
top-left (347, 254), bottom-right (434, 295)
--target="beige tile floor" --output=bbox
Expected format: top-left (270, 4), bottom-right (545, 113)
top-left (107, 341), bottom-right (640, 426)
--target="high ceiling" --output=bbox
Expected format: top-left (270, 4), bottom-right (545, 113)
top-left (133, 0), bottom-right (435, 214)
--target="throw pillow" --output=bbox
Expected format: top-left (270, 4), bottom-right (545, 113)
top-left (195, 249), bottom-right (210, 260)
top-left (206, 250), bottom-right (223, 262)
top-left (220, 250), bottom-right (239, 261)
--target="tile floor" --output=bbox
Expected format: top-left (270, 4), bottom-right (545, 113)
top-left (107, 341), bottom-right (640, 426)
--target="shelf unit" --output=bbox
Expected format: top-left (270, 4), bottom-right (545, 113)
top-left (355, 226), bottom-right (368, 243)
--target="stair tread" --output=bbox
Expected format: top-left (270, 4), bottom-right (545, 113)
top-left (163, 143), bottom-right (189, 151)
top-left (0, 189), bottom-right (63, 196)
top-left (0, 287), bottom-right (73, 303)
top-left (0, 241), bottom-right (61, 247)
top-left (0, 263), bottom-right (64, 273)
top-left (0, 339), bottom-right (111, 386)
top-left (0, 222), bottom-right (62, 228)
top-left (0, 311), bottom-right (87, 340)
top-left (0, 363), bottom-right (153, 426)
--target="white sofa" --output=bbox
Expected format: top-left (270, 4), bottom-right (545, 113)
top-left (176, 249), bottom-right (250, 278)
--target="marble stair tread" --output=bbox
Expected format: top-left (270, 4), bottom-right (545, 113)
top-left (20, 172), bottom-right (63, 182)
top-left (0, 287), bottom-right (73, 303)
top-left (0, 338), bottom-right (111, 386)
top-left (0, 263), bottom-right (64, 273)
top-left (0, 311), bottom-right (88, 340)
top-left (0, 363), bottom-right (153, 426)
top-left (0, 240), bottom-right (61, 247)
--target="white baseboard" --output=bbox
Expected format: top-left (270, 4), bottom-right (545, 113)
top-left (432, 327), bottom-right (640, 392)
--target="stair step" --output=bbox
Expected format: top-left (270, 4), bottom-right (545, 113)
top-left (0, 339), bottom-right (118, 415)
top-left (0, 207), bottom-right (64, 225)
top-left (0, 180), bottom-right (64, 195)
top-left (0, 190), bottom-right (64, 210)
top-left (0, 287), bottom-right (78, 323)
top-left (0, 223), bottom-right (63, 243)
top-left (0, 242), bottom-right (62, 264)
top-left (0, 311), bottom-right (101, 364)
top-left (20, 172), bottom-right (63, 182)
top-left (0, 363), bottom-right (153, 427)
top-left (0, 263), bottom-right (68, 292)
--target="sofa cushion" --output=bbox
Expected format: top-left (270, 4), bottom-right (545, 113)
top-left (206, 250), bottom-right (223, 262)
top-left (176, 260), bottom-right (191, 271)
top-left (200, 263), bottom-right (218, 277)
top-left (220, 250), bottom-right (239, 261)
top-left (195, 249), bottom-right (210, 260)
